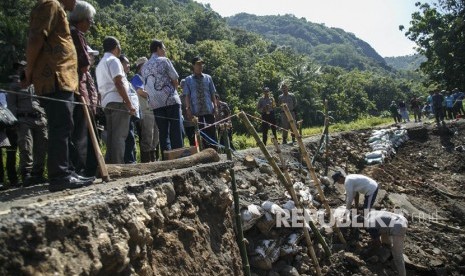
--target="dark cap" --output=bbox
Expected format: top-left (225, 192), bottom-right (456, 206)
top-left (332, 171), bottom-right (344, 184)
top-left (263, 87), bottom-right (270, 92)
top-left (192, 56), bottom-right (204, 65)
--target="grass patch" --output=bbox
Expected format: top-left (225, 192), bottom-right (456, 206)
top-left (231, 116), bottom-right (393, 150)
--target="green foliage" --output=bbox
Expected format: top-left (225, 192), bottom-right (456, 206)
top-left (227, 13), bottom-right (389, 71)
top-left (384, 54), bottom-right (427, 71)
top-left (0, 0), bottom-right (427, 134)
top-left (404, 0), bottom-right (465, 89)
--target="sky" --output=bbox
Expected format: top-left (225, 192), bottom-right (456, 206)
top-left (195, 0), bottom-right (436, 57)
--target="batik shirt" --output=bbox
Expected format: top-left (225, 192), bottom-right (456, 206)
top-left (141, 53), bottom-right (180, 110)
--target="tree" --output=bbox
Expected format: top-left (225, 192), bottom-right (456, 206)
top-left (403, 0), bottom-right (465, 88)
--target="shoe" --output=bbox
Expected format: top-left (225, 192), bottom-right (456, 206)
top-left (31, 175), bottom-right (48, 185)
top-left (49, 176), bottom-right (94, 192)
top-left (22, 175), bottom-right (34, 187)
top-left (71, 172), bottom-right (96, 182)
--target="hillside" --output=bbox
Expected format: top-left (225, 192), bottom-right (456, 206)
top-left (227, 13), bottom-right (390, 72)
top-left (384, 54), bottom-right (426, 71)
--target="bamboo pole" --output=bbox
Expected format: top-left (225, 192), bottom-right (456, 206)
top-left (81, 96), bottom-right (110, 182)
top-left (324, 99), bottom-right (330, 176)
top-left (222, 124), bottom-right (251, 276)
top-left (282, 104), bottom-right (347, 245)
top-left (271, 136), bottom-right (329, 254)
top-left (238, 112), bottom-right (324, 276)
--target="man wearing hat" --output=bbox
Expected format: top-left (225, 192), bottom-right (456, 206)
top-left (277, 80), bottom-right (298, 144)
top-left (332, 171), bottom-right (379, 211)
top-left (184, 56), bottom-right (218, 149)
top-left (257, 86), bottom-right (277, 145)
top-left (132, 57), bottom-right (159, 162)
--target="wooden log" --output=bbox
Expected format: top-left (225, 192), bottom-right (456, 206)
top-left (105, 148), bottom-right (220, 178)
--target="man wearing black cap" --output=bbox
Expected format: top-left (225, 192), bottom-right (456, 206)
top-left (184, 56), bottom-right (218, 149)
top-left (257, 86), bottom-right (277, 145)
top-left (332, 171), bottom-right (379, 211)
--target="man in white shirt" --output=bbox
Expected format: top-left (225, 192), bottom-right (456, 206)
top-left (332, 171), bottom-right (379, 211)
top-left (96, 36), bottom-right (135, 164)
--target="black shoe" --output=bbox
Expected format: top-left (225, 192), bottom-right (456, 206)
top-left (71, 172), bottom-right (96, 182)
top-left (49, 176), bottom-right (94, 192)
top-left (32, 175), bottom-right (48, 185)
top-left (23, 175), bottom-right (34, 187)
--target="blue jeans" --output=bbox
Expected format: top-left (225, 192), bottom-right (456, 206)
top-left (153, 104), bottom-right (183, 158)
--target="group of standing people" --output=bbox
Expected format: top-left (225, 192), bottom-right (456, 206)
top-left (1, 0), bottom-right (237, 191)
top-left (427, 89), bottom-right (465, 126)
top-left (389, 88), bottom-right (465, 126)
top-left (257, 81), bottom-right (298, 145)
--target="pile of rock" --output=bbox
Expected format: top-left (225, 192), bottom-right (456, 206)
top-left (365, 128), bottom-right (409, 165)
top-left (238, 182), bottom-right (333, 274)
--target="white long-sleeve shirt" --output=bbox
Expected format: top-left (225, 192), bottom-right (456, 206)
top-left (345, 174), bottom-right (378, 209)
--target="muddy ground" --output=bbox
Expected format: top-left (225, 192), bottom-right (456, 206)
top-left (0, 120), bottom-right (464, 275)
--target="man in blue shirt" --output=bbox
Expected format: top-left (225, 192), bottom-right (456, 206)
top-left (184, 56), bottom-right (218, 149)
top-left (444, 91), bottom-right (455, 120)
top-left (452, 88), bottom-right (464, 116)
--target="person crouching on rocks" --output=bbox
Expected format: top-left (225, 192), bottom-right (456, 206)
top-left (365, 210), bottom-right (408, 276)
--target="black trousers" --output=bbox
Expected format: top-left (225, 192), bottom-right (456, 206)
top-left (70, 100), bottom-right (88, 174)
top-left (41, 91), bottom-right (74, 181)
top-left (184, 125), bottom-right (196, 147)
top-left (261, 112), bottom-right (277, 145)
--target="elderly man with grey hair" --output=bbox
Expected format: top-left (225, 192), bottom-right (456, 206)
top-left (68, 0), bottom-right (99, 177)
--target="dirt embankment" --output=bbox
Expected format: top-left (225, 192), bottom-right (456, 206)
top-left (0, 162), bottom-right (242, 275)
top-left (1, 121), bottom-right (465, 275)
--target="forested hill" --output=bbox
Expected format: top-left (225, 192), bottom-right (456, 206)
top-left (1, 0), bottom-right (427, 130)
top-left (227, 13), bottom-right (389, 71)
top-left (384, 54), bottom-right (426, 71)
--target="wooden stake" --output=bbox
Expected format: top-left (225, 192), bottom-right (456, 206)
top-left (80, 96), bottom-right (110, 182)
top-left (222, 124), bottom-right (251, 276)
top-left (271, 136), bottom-right (329, 255)
top-left (324, 99), bottom-right (330, 175)
top-left (238, 112), bottom-right (323, 276)
top-left (193, 116), bottom-right (202, 151)
top-left (282, 103), bottom-right (347, 245)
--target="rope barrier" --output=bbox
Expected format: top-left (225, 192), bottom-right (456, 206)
top-left (1, 88), bottom-right (318, 151)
